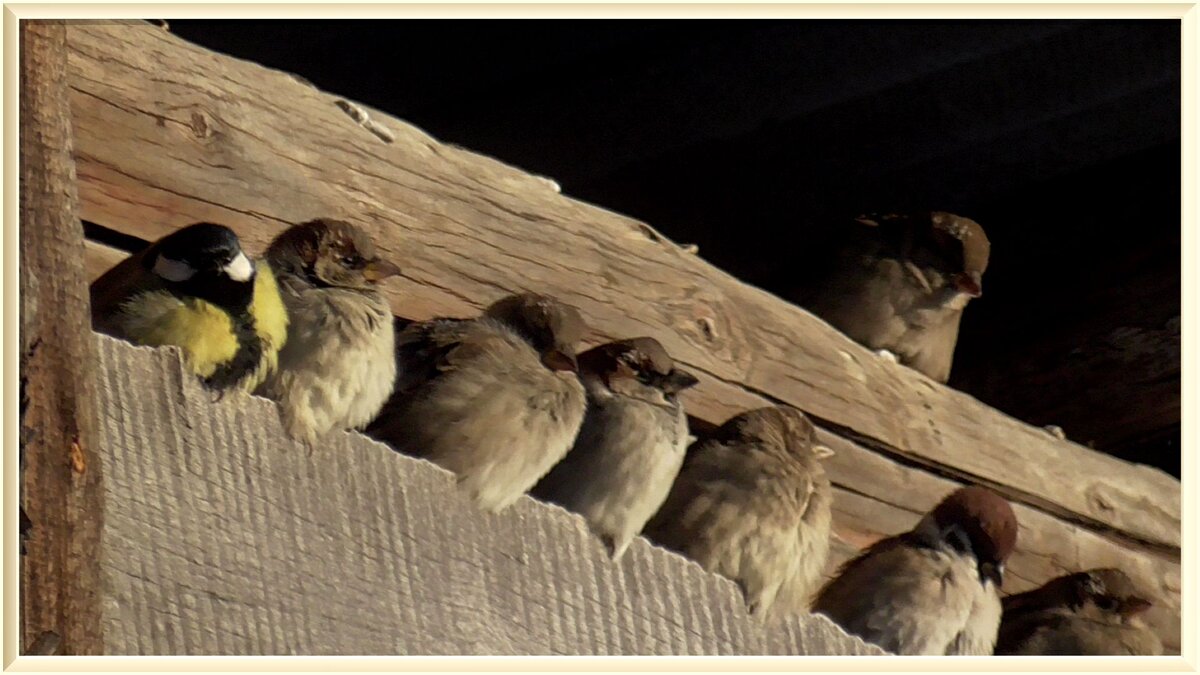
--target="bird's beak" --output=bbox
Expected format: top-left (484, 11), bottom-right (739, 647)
top-left (221, 251), bottom-right (255, 282)
top-left (660, 368), bottom-right (700, 394)
top-left (1120, 597), bottom-right (1154, 617)
top-left (363, 259), bottom-right (402, 283)
top-left (980, 561), bottom-right (1004, 587)
top-left (541, 349), bottom-right (579, 373)
top-left (953, 271), bottom-right (983, 298)
top-left (814, 444), bottom-right (835, 460)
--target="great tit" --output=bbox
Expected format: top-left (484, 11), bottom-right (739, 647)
top-left (90, 222), bottom-right (288, 392)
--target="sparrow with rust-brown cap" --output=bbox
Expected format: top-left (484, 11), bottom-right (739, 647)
top-left (255, 218), bottom-right (401, 445)
top-left (644, 406), bottom-right (834, 616)
top-left (812, 485), bottom-right (1017, 655)
top-left (367, 292), bottom-right (588, 513)
top-left (532, 337), bottom-right (699, 560)
top-left (794, 211), bottom-right (990, 383)
top-left (995, 568), bottom-right (1163, 655)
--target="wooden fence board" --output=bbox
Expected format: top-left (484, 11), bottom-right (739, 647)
top-left (93, 335), bottom-right (883, 655)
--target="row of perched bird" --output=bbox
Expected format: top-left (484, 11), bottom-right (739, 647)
top-left (87, 215), bottom-right (1163, 656)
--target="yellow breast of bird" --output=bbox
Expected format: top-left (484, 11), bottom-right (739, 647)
top-left (119, 291), bottom-right (241, 379)
top-left (250, 261), bottom-right (289, 359)
top-left (116, 262), bottom-right (288, 390)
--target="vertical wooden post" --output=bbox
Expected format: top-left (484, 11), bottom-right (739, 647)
top-left (20, 19), bottom-right (104, 655)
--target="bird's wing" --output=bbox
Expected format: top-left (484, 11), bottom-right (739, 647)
top-left (391, 317), bottom-right (471, 395)
top-left (996, 605), bottom-right (1053, 654)
top-left (645, 440), bottom-right (794, 559)
top-left (89, 247), bottom-right (162, 335)
top-left (393, 317), bottom-right (522, 395)
top-left (813, 540), bottom-right (974, 655)
top-left (1019, 612), bottom-right (1165, 656)
top-left (644, 439), bottom-right (737, 551)
top-left (999, 612), bottom-right (1081, 655)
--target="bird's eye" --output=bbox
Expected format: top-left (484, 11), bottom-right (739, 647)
top-left (1095, 596), bottom-right (1118, 611)
top-left (340, 254), bottom-right (365, 269)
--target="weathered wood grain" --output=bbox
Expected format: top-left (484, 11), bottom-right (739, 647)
top-left (19, 20), bottom-right (104, 655)
top-left (62, 22), bottom-right (1179, 554)
top-left (92, 335), bottom-right (883, 656)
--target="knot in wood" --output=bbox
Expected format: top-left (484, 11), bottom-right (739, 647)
top-left (189, 111), bottom-right (212, 139)
top-left (1087, 487), bottom-right (1116, 513)
top-left (68, 434), bottom-right (86, 474)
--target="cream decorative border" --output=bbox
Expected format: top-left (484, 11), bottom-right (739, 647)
top-left (2, 3), bottom-right (1194, 672)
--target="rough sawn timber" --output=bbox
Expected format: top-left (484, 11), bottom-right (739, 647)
top-left (18, 19), bottom-right (105, 656)
top-left (65, 22), bottom-right (1181, 650)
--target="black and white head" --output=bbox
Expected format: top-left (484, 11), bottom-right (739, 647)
top-left (917, 485), bottom-right (1018, 587)
top-left (145, 222), bottom-right (257, 312)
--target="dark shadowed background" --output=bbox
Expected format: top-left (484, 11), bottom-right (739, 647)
top-left (168, 19), bottom-right (1182, 477)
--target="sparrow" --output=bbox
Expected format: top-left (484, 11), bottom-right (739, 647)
top-left (367, 292), bottom-right (588, 513)
top-left (531, 337), bottom-right (700, 560)
top-left (90, 222), bottom-right (288, 392)
top-left (254, 218), bottom-right (401, 445)
top-left (643, 406), bottom-right (835, 617)
top-left (811, 485), bottom-right (1018, 655)
top-left (794, 211), bottom-right (990, 383)
top-left (995, 568), bottom-right (1163, 655)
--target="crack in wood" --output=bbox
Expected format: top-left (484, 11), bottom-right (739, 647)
top-left (816, 417), bottom-right (1180, 560)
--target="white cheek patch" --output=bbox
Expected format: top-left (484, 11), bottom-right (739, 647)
top-left (223, 251), bottom-right (254, 282)
top-left (152, 254), bottom-right (196, 282)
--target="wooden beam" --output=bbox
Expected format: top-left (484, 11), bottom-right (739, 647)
top-left (65, 21), bottom-right (1179, 548)
top-left (65, 22), bottom-right (1180, 651)
top-left (83, 238), bottom-right (129, 283)
top-left (19, 19), bottom-right (104, 655)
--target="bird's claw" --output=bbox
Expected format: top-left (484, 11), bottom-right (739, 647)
top-left (602, 535), bottom-right (629, 562)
